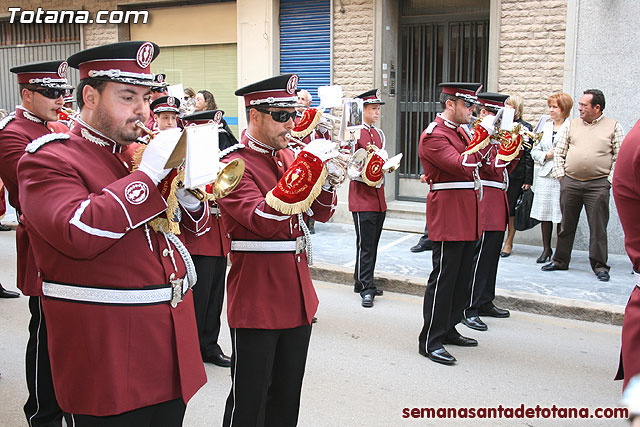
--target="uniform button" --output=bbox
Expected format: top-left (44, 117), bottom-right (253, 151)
top-left (278, 161), bottom-right (283, 167)
top-left (169, 273), bottom-right (176, 281)
top-left (294, 223), bottom-right (298, 229)
top-left (227, 233), bottom-right (231, 238)
top-left (297, 256), bottom-right (301, 262)
top-left (162, 248), bottom-right (169, 257)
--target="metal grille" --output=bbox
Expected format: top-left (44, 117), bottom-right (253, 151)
top-left (0, 21), bottom-right (80, 46)
top-left (398, 19), bottom-right (489, 182)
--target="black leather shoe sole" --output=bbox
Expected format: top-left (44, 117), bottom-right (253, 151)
top-left (353, 288), bottom-right (383, 296)
top-left (0, 289), bottom-right (20, 298)
top-left (461, 316), bottom-right (488, 331)
top-left (361, 295), bottom-right (374, 308)
top-left (203, 354), bottom-right (232, 367)
top-left (478, 306), bottom-right (510, 318)
top-left (443, 335), bottom-right (478, 347)
top-left (419, 347), bottom-right (456, 365)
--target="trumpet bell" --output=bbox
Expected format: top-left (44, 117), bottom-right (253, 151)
top-left (382, 153), bottom-right (403, 173)
top-left (212, 158), bottom-right (245, 199)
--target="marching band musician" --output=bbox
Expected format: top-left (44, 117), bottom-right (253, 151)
top-left (145, 72), bottom-right (168, 131)
top-left (349, 89), bottom-right (387, 308)
top-left (17, 41), bottom-right (207, 425)
top-left (151, 95), bottom-right (181, 131)
top-left (461, 93), bottom-right (519, 333)
top-left (180, 110), bottom-right (233, 368)
top-left (0, 59), bottom-right (73, 425)
top-left (217, 74), bottom-right (338, 427)
top-left (417, 82), bottom-right (484, 365)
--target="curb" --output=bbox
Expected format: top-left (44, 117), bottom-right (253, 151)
top-left (310, 262), bottom-right (625, 326)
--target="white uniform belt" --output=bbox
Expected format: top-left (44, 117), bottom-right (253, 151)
top-left (635, 271), bottom-right (640, 289)
top-left (481, 179), bottom-right (507, 190)
top-left (42, 278), bottom-right (189, 306)
top-left (430, 181), bottom-right (475, 191)
top-left (231, 236), bottom-right (306, 254)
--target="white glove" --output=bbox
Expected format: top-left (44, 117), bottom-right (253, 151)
top-left (479, 115), bottom-right (497, 135)
top-left (176, 187), bottom-right (202, 212)
top-left (138, 128), bottom-right (182, 184)
top-left (377, 148), bottom-right (390, 162)
top-left (302, 139), bottom-right (339, 163)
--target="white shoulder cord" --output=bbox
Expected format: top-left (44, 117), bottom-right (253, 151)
top-left (163, 232), bottom-right (198, 287)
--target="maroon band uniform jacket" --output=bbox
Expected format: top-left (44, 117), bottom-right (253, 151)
top-left (0, 107), bottom-right (69, 296)
top-left (612, 118), bottom-right (640, 390)
top-left (419, 115), bottom-right (482, 241)
top-left (478, 143), bottom-right (520, 232)
top-left (17, 122), bottom-right (206, 416)
top-left (349, 123), bottom-right (387, 212)
top-left (216, 135), bottom-right (337, 330)
top-left (182, 201), bottom-right (230, 257)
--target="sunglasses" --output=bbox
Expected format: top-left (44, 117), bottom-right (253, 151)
top-left (31, 88), bottom-right (65, 100)
top-left (456, 98), bottom-right (476, 109)
top-left (152, 87), bottom-right (168, 93)
top-left (255, 108), bottom-right (297, 123)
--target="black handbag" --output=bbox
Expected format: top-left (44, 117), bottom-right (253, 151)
top-left (514, 188), bottom-right (540, 231)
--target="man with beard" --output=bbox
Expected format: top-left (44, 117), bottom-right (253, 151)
top-left (17, 41), bottom-right (206, 426)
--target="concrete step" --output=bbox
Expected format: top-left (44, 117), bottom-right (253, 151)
top-left (382, 217), bottom-right (424, 234)
top-left (384, 200), bottom-right (425, 221)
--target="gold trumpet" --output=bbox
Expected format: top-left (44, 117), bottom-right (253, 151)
top-left (285, 134), bottom-right (366, 187)
top-left (521, 130), bottom-right (543, 149)
top-left (135, 121), bottom-right (245, 201)
top-left (57, 106), bottom-right (79, 127)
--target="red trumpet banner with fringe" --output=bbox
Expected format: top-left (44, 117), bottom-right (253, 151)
top-left (291, 108), bottom-right (322, 138)
top-left (266, 151), bottom-right (327, 215)
top-left (362, 150), bottom-right (384, 187)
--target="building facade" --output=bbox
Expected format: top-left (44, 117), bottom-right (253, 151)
top-left (1, 0), bottom-right (636, 253)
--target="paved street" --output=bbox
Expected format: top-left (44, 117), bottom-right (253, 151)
top-left (0, 226), bottom-right (628, 426)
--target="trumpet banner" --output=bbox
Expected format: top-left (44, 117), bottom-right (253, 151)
top-left (291, 108), bottom-right (322, 139)
top-left (266, 151), bottom-right (327, 215)
top-left (497, 133), bottom-right (522, 162)
top-left (361, 151), bottom-right (384, 187)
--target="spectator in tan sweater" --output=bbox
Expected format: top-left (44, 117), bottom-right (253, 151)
top-left (541, 89), bottom-right (624, 282)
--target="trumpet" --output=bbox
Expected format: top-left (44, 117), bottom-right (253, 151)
top-left (57, 106), bottom-right (79, 127)
top-left (521, 129), bottom-right (543, 149)
top-left (135, 121), bottom-right (245, 201)
top-left (285, 134), bottom-right (366, 187)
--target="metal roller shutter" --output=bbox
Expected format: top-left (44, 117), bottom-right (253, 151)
top-left (279, 0), bottom-right (330, 107)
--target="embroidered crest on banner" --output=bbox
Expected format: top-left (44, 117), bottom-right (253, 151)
top-left (136, 42), bottom-right (154, 68)
top-left (125, 181), bottom-right (149, 205)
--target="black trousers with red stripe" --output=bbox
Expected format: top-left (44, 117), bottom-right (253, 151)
top-left (24, 296), bottom-right (63, 426)
top-left (418, 241), bottom-right (477, 353)
top-left (222, 325), bottom-right (312, 427)
top-left (352, 211), bottom-right (386, 296)
top-left (463, 230), bottom-right (505, 318)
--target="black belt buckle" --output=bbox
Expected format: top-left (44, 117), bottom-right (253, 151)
top-left (170, 278), bottom-right (184, 308)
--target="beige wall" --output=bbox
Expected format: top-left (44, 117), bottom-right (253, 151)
top-left (130, 3), bottom-right (237, 46)
top-left (498, 0), bottom-right (568, 122)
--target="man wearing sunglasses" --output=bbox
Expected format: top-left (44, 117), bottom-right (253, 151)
top-left (417, 82), bottom-right (485, 366)
top-left (0, 60), bottom-right (73, 426)
top-left (217, 74), bottom-right (338, 427)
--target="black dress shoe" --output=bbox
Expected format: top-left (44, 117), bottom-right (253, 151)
top-left (410, 242), bottom-right (433, 253)
top-left (353, 287), bottom-right (383, 296)
top-left (0, 286), bottom-right (20, 298)
top-left (443, 334), bottom-right (478, 347)
top-left (499, 251), bottom-right (511, 258)
top-left (312, 317), bottom-right (318, 324)
top-left (419, 347), bottom-right (456, 365)
top-left (541, 262), bottom-right (567, 272)
top-left (203, 353), bottom-right (231, 367)
top-left (361, 294), bottom-right (374, 308)
top-left (536, 251), bottom-right (553, 263)
top-left (478, 305), bottom-right (510, 318)
top-left (461, 316), bottom-right (488, 331)
top-left (0, 223), bottom-right (11, 231)
top-left (596, 271), bottom-right (610, 282)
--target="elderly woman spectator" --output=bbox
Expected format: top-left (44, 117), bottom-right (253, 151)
top-left (530, 93), bottom-right (573, 263)
top-left (500, 93), bottom-right (535, 257)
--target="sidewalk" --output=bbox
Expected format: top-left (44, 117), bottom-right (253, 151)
top-left (309, 221), bottom-right (633, 325)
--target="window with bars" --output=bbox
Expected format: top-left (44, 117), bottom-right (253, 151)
top-left (0, 20), bottom-right (80, 47)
